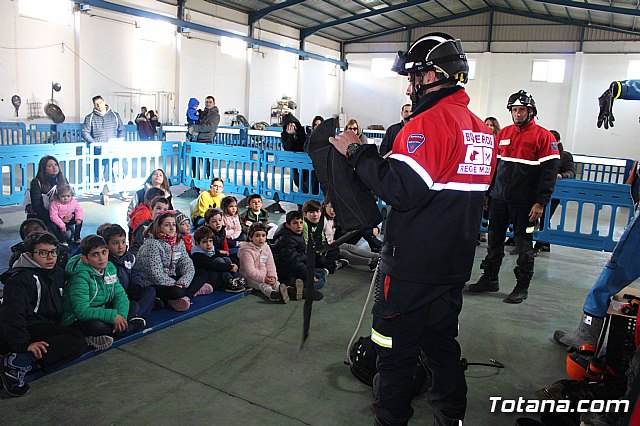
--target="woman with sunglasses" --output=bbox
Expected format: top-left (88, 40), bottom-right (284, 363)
top-left (345, 118), bottom-right (368, 145)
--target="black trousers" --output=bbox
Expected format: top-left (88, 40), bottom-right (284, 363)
top-left (154, 281), bottom-right (205, 302)
top-left (70, 301), bottom-right (142, 338)
top-left (0, 322), bottom-right (88, 372)
top-left (485, 198), bottom-right (535, 279)
top-left (372, 276), bottom-right (466, 424)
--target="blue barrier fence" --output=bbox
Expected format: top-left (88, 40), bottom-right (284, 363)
top-left (1, 122), bottom-right (636, 253)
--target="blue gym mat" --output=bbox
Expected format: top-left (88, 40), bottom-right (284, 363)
top-left (25, 290), bottom-right (251, 382)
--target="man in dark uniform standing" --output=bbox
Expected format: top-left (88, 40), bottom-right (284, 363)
top-left (378, 104), bottom-right (412, 157)
top-left (330, 32), bottom-right (496, 426)
top-left (468, 90), bottom-right (560, 303)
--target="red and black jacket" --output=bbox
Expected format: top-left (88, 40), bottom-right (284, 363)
top-left (489, 119), bottom-right (560, 206)
top-left (349, 87), bottom-right (496, 284)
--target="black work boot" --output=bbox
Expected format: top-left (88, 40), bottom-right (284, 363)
top-left (467, 264), bottom-right (499, 293)
top-left (504, 267), bottom-right (531, 303)
top-left (433, 407), bottom-right (464, 426)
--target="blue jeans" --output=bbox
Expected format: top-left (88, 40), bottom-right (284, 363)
top-left (214, 257), bottom-right (239, 285)
top-left (314, 268), bottom-right (328, 290)
top-left (583, 208), bottom-right (640, 317)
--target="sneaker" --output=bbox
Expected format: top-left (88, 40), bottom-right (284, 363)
top-left (369, 256), bottom-right (380, 271)
top-left (194, 283), bottom-right (214, 297)
top-left (168, 296), bottom-right (190, 312)
top-left (84, 335), bottom-right (114, 351)
top-left (0, 353), bottom-right (32, 398)
top-left (153, 297), bottom-right (165, 310)
top-left (334, 259), bottom-right (350, 270)
top-left (225, 278), bottom-right (245, 294)
top-left (237, 277), bottom-right (251, 291)
top-left (269, 283), bottom-right (289, 303)
top-left (128, 317), bottom-right (146, 333)
top-left (120, 191), bottom-right (130, 200)
top-left (295, 278), bottom-right (304, 301)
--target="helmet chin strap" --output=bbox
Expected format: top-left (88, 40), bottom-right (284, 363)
top-left (411, 74), bottom-right (456, 105)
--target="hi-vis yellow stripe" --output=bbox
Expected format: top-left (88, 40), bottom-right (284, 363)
top-left (371, 328), bottom-right (393, 348)
top-left (526, 226), bottom-right (535, 234)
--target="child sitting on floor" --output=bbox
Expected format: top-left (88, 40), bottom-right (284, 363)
top-left (322, 199), bottom-right (379, 270)
top-left (129, 196), bottom-right (171, 256)
top-left (98, 224), bottom-right (155, 325)
top-left (135, 211), bottom-right (208, 312)
top-left (239, 222), bottom-right (289, 303)
top-left (239, 194), bottom-right (270, 235)
top-left (191, 227), bottom-right (246, 294)
top-left (192, 177), bottom-right (225, 229)
top-left (221, 195), bottom-right (245, 248)
top-left (61, 235), bottom-right (142, 351)
top-left (272, 210), bottom-right (325, 300)
top-left (48, 184), bottom-right (83, 244)
top-left (0, 231), bottom-right (87, 398)
top-left (175, 211), bottom-right (193, 255)
top-left (128, 187), bottom-right (166, 240)
top-left (9, 218), bottom-right (71, 269)
top-left (302, 200), bottom-right (343, 274)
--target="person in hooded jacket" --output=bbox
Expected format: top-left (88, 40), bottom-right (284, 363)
top-left (282, 113), bottom-right (319, 195)
top-left (0, 232), bottom-right (87, 398)
top-left (81, 95), bottom-right (126, 189)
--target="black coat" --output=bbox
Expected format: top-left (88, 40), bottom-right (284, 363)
top-left (379, 121), bottom-right (404, 157)
top-left (0, 263), bottom-right (65, 352)
top-left (272, 225), bottom-right (307, 282)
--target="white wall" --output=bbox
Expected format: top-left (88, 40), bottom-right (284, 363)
top-left (3, 0), bottom-right (640, 161)
top-left (342, 54), bottom-right (409, 129)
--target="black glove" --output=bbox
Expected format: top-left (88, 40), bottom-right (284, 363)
top-left (597, 83), bottom-right (617, 129)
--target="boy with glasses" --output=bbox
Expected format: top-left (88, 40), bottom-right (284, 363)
top-left (0, 232), bottom-right (87, 398)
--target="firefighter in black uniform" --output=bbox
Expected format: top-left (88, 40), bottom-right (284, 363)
top-left (468, 91), bottom-right (560, 303)
top-left (330, 33), bottom-right (496, 426)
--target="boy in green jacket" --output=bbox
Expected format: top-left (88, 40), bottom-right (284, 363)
top-left (62, 235), bottom-right (137, 351)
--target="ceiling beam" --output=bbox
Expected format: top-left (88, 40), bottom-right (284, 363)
top-left (75, 0), bottom-right (348, 68)
top-left (300, 0), bottom-right (432, 40)
top-left (344, 7), bottom-right (491, 44)
top-left (345, 5), bottom-right (640, 45)
top-left (248, 0), bottom-right (305, 26)
top-left (532, 0), bottom-right (640, 17)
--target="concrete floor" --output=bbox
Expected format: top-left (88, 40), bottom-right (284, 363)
top-left (0, 188), bottom-right (630, 425)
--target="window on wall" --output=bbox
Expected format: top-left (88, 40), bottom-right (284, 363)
top-left (628, 60), bottom-right (640, 79)
top-left (371, 58), bottom-right (396, 78)
top-left (531, 59), bottom-right (565, 83)
top-left (467, 60), bottom-right (476, 80)
top-left (220, 36), bottom-right (247, 58)
top-left (19, 0), bottom-right (71, 25)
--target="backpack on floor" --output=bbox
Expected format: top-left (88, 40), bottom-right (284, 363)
top-left (348, 336), bottom-right (431, 397)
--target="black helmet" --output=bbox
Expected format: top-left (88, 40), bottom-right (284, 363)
top-left (507, 90), bottom-right (537, 115)
top-left (392, 32), bottom-right (469, 84)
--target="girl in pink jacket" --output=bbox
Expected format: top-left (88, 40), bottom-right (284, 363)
top-left (49, 184), bottom-right (83, 243)
top-left (238, 222), bottom-right (289, 303)
top-left (221, 195), bottom-right (246, 248)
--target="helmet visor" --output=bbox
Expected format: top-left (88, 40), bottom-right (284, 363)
top-left (391, 50), bottom-right (409, 75)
